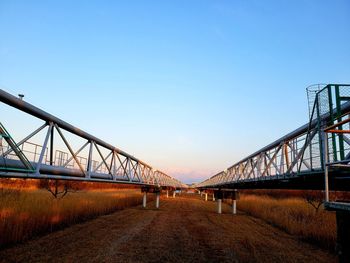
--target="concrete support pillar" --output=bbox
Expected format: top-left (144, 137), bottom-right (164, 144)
top-left (232, 200), bottom-right (237, 215)
top-left (156, 193), bottom-right (160, 209)
top-left (142, 192), bottom-right (147, 208)
top-left (336, 211), bottom-right (350, 262)
top-left (173, 191), bottom-right (176, 198)
top-left (213, 194), bottom-right (215, 201)
top-left (205, 193), bottom-right (208, 201)
top-left (217, 199), bottom-right (222, 214)
top-left (166, 190), bottom-right (169, 198)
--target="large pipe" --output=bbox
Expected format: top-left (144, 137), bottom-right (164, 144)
top-left (0, 158), bottom-right (155, 185)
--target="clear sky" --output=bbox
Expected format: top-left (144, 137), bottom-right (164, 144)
top-left (1, 1), bottom-right (349, 184)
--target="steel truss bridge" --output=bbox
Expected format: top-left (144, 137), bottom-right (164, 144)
top-left (197, 84), bottom-right (350, 191)
top-left (0, 89), bottom-right (186, 189)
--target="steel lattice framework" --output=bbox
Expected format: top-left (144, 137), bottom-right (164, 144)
top-left (197, 84), bottom-right (350, 189)
top-left (0, 89), bottom-right (186, 188)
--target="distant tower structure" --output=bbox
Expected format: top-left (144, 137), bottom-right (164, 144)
top-left (306, 84), bottom-right (326, 120)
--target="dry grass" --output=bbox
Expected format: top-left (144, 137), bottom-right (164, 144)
top-left (236, 194), bottom-right (337, 251)
top-left (0, 188), bottom-right (148, 248)
top-left (0, 195), bottom-right (335, 263)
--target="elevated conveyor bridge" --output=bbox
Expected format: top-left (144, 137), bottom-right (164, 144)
top-left (0, 89), bottom-right (186, 190)
top-left (197, 84), bottom-right (350, 191)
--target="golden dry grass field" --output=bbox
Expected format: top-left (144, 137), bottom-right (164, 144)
top-left (0, 194), bottom-right (336, 263)
top-left (235, 194), bottom-right (336, 251)
top-left (0, 187), bottom-right (148, 248)
top-left (0, 180), bottom-right (338, 262)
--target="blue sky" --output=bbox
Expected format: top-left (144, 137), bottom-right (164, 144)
top-left (1, 1), bottom-right (349, 183)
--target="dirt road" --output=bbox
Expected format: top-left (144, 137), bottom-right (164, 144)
top-left (0, 194), bottom-right (336, 263)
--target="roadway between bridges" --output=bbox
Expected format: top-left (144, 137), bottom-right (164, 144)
top-left (0, 194), bottom-right (334, 263)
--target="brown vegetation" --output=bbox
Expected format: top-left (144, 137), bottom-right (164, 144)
top-left (235, 193), bottom-right (336, 251)
top-left (0, 183), bottom-right (148, 248)
top-left (0, 178), bottom-right (140, 191)
top-left (0, 180), bottom-right (340, 261)
top-left (241, 189), bottom-right (350, 201)
top-left (0, 195), bottom-right (335, 263)
top-left (38, 179), bottom-right (81, 198)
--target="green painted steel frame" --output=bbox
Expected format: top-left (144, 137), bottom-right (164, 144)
top-left (312, 84), bottom-right (350, 166)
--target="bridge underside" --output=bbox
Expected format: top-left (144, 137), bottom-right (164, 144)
top-left (199, 170), bottom-right (350, 191)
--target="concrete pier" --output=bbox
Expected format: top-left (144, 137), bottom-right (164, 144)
top-left (156, 193), bottom-right (160, 209)
top-left (232, 200), bottom-right (236, 214)
top-left (217, 199), bottom-right (222, 214)
top-left (143, 192), bottom-right (147, 208)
